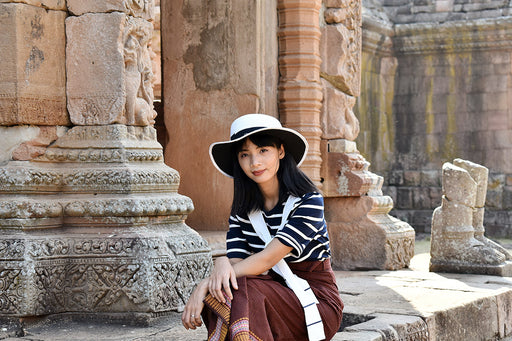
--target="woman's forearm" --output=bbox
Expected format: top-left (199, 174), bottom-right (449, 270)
top-left (232, 239), bottom-right (293, 277)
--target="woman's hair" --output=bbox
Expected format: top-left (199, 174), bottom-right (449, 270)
top-left (230, 133), bottom-right (318, 216)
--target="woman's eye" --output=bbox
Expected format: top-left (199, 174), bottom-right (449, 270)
top-left (260, 148), bottom-right (268, 153)
top-left (239, 153), bottom-right (247, 158)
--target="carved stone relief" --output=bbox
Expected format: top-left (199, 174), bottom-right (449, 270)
top-left (66, 13), bottom-right (156, 126)
top-left (321, 0), bottom-right (362, 97)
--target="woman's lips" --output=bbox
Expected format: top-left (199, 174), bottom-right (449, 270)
top-left (252, 170), bottom-right (265, 176)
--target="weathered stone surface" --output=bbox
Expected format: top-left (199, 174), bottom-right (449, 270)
top-left (0, 126), bottom-right (40, 163)
top-left (0, 0), bottom-right (66, 10)
top-left (453, 158), bottom-right (488, 207)
top-left (326, 195), bottom-right (415, 270)
top-left (66, 12), bottom-right (156, 126)
top-left (0, 3), bottom-right (68, 126)
top-left (320, 139), bottom-right (378, 197)
top-left (162, 0), bottom-right (279, 230)
top-left (320, 22), bottom-right (361, 97)
top-left (343, 314), bottom-right (428, 340)
top-left (0, 124), bottom-right (211, 318)
top-left (11, 126), bottom-right (68, 161)
top-left (321, 79), bottom-right (360, 141)
top-left (150, 4), bottom-right (161, 99)
top-left (0, 225), bottom-right (212, 316)
top-left (441, 163), bottom-right (476, 206)
top-left (67, 0), bottom-right (155, 21)
top-left (430, 160), bottom-right (512, 276)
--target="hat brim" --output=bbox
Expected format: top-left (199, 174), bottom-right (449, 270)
top-left (209, 127), bottom-right (308, 178)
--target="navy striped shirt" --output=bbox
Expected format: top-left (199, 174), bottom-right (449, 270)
top-left (226, 192), bottom-right (331, 263)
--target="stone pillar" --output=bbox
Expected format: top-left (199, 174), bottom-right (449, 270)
top-left (430, 160), bottom-right (512, 276)
top-left (319, 0), bottom-right (415, 270)
top-left (278, 0), bottom-right (323, 186)
top-left (0, 0), bottom-right (211, 322)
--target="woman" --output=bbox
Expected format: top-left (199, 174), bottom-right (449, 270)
top-left (182, 114), bottom-right (343, 340)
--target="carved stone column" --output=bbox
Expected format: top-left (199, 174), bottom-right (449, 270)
top-left (319, 0), bottom-right (415, 270)
top-left (0, 0), bottom-right (211, 322)
top-left (278, 0), bottom-right (323, 186)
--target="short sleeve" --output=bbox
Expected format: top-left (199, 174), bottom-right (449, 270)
top-left (275, 193), bottom-right (325, 257)
top-left (226, 215), bottom-right (252, 259)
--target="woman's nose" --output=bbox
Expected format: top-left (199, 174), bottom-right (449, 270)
top-left (250, 155), bottom-right (260, 167)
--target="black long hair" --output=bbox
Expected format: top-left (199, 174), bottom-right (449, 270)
top-left (230, 133), bottom-right (318, 216)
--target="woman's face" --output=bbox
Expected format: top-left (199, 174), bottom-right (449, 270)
top-left (237, 138), bottom-right (285, 189)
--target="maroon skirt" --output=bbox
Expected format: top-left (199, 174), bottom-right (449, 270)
top-left (201, 259), bottom-right (343, 341)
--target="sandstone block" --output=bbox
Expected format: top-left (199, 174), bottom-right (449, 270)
top-left (0, 0), bottom-right (66, 10)
top-left (66, 12), bottom-right (156, 126)
top-left (324, 8), bottom-right (346, 24)
top-left (67, 0), bottom-right (155, 21)
top-left (326, 196), bottom-right (415, 270)
top-left (320, 23), bottom-right (361, 97)
top-left (321, 79), bottom-right (359, 140)
top-left (0, 3), bottom-right (68, 126)
top-left (403, 170), bottom-right (421, 186)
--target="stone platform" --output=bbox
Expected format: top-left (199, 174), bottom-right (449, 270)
top-left (1, 238), bottom-right (512, 341)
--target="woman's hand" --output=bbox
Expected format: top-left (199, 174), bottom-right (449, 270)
top-left (208, 256), bottom-right (238, 303)
top-left (182, 278), bottom-right (208, 330)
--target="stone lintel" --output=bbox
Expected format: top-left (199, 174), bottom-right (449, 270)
top-left (394, 17), bottom-right (512, 54)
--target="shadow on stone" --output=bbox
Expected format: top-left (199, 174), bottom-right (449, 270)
top-left (338, 312), bottom-right (376, 332)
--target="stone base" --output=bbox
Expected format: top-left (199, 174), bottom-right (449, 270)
top-left (429, 260), bottom-right (512, 277)
top-left (0, 125), bottom-right (212, 320)
top-left (326, 196), bottom-right (415, 270)
top-left (0, 223), bottom-right (212, 318)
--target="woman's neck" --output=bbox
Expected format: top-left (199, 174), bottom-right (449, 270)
top-left (259, 182), bottom-right (280, 212)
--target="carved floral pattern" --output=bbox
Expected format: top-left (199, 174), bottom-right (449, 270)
top-left (0, 268), bottom-right (22, 314)
top-left (34, 262), bottom-right (145, 313)
top-left (153, 257), bottom-right (212, 311)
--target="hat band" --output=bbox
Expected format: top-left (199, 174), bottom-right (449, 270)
top-left (230, 126), bottom-right (266, 140)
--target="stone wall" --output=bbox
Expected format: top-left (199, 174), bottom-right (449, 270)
top-left (356, 0), bottom-right (512, 236)
top-left (161, 0), bottom-right (279, 230)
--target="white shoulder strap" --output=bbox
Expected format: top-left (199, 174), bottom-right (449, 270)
top-left (248, 195), bottom-right (325, 341)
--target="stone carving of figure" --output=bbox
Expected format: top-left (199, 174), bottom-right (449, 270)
top-left (430, 159), bottom-right (512, 276)
top-left (124, 19), bottom-right (157, 126)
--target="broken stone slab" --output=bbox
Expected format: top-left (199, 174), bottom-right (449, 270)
top-left (0, 3), bottom-right (68, 126)
top-left (66, 12), bottom-right (156, 126)
top-left (67, 0), bottom-right (155, 21)
top-left (340, 313), bottom-right (428, 340)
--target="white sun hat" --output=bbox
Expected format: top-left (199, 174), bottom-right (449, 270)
top-left (209, 113), bottom-right (309, 178)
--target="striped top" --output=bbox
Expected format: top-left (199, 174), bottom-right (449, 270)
top-left (226, 192), bottom-right (331, 263)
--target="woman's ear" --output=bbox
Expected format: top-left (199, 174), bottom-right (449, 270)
top-left (278, 145), bottom-right (285, 159)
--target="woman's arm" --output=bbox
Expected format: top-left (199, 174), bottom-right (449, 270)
top-left (209, 239), bottom-right (292, 302)
top-left (232, 238), bottom-right (293, 276)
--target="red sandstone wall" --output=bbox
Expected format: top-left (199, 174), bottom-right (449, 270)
top-left (161, 0), bottom-right (279, 230)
